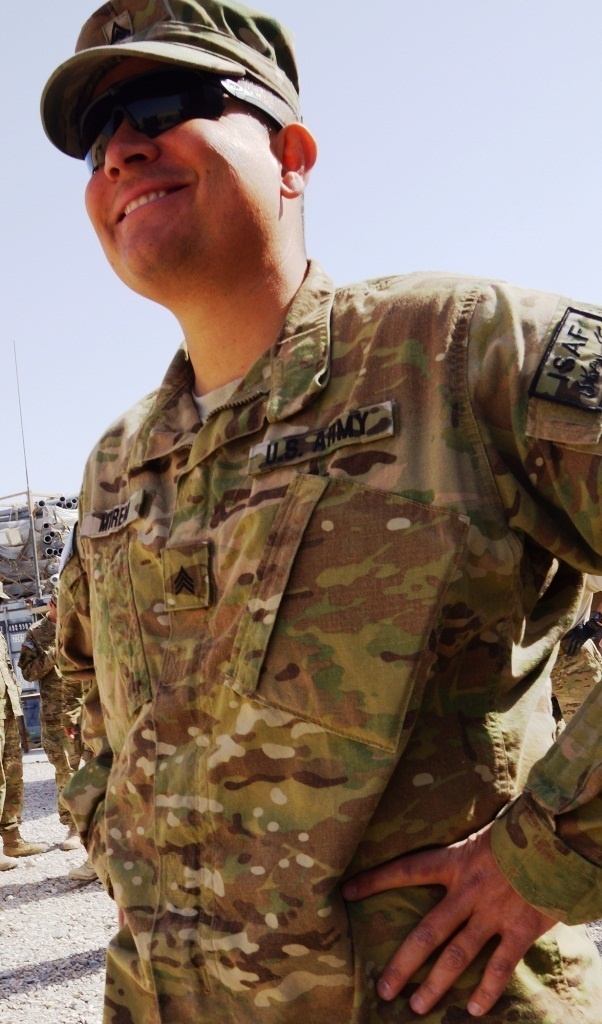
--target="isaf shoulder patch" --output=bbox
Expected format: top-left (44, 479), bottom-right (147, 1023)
top-left (530, 308), bottom-right (602, 411)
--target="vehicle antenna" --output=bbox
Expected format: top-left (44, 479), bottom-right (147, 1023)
top-left (13, 341), bottom-right (42, 599)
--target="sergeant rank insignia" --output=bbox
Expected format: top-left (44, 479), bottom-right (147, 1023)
top-left (162, 543), bottom-right (212, 611)
top-left (530, 308), bottom-right (602, 411)
top-left (102, 10), bottom-right (134, 44)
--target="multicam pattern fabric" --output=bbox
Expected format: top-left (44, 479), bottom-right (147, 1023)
top-left (551, 640), bottom-right (602, 721)
top-left (0, 712), bottom-right (24, 837)
top-left (19, 616), bottom-right (81, 825)
top-left (0, 635), bottom-right (24, 833)
top-left (0, 633), bottom-right (22, 722)
top-left (58, 263), bottom-right (602, 1023)
top-left (42, 0), bottom-right (300, 160)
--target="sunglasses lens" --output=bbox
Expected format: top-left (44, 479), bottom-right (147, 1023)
top-left (80, 70), bottom-right (227, 172)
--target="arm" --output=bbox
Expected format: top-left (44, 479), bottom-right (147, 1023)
top-left (345, 288), bottom-right (602, 1016)
top-left (18, 626), bottom-right (57, 683)
top-left (491, 677), bottom-right (602, 917)
top-left (344, 681), bottom-right (602, 1017)
top-left (57, 525), bottom-right (115, 896)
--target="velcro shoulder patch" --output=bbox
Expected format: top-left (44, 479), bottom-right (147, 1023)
top-left (248, 402), bottom-right (396, 476)
top-left (530, 308), bottom-right (602, 411)
top-left (80, 490), bottom-right (145, 538)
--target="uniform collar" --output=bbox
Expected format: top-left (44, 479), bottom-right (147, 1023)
top-left (266, 260), bottom-right (334, 421)
top-left (130, 261), bottom-right (335, 469)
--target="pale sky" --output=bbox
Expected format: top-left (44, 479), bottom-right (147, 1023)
top-left (2, 0), bottom-right (601, 499)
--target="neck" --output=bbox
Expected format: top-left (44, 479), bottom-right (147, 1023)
top-left (170, 252), bottom-right (309, 395)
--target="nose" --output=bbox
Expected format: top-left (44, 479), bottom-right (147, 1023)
top-left (102, 118), bottom-right (161, 179)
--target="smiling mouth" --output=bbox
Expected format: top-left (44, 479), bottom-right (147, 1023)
top-left (119, 188), bottom-right (177, 222)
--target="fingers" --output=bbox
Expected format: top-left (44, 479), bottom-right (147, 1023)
top-left (342, 846), bottom-right (448, 902)
top-left (343, 826), bottom-right (558, 1016)
top-left (377, 898), bottom-right (556, 1016)
top-left (465, 941), bottom-right (521, 1017)
top-left (463, 906), bottom-right (556, 1017)
top-left (383, 920), bottom-right (497, 1014)
top-left (376, 889), bottom-right (492, 1006)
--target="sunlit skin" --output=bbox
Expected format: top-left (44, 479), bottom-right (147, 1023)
top-left (84, 57), bottom-right (561, 1020)
top-left (84, 58), bottom-right (317, 393)
top-left (342, 824), bottom-right (557, 1017)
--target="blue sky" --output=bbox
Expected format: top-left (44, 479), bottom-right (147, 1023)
top-left (2, 1), bottom-right (601, 499)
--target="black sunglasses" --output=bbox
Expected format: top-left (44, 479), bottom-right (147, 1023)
top-left (79, 67), bottom-right (285, 174)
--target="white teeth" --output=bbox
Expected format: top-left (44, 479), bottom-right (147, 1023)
top-left (123, 190), bottom-right (168, 218)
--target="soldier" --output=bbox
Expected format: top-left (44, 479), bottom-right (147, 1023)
top-left (0, 584), bottom-right (49, 864)
top-left (19, 590), bottom-right (83, 849)
top-left (42, 2), bottom-right (602, 1022)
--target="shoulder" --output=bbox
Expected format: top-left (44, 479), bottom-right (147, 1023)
top-left (333, 271), bottom-right (571, 328)
top-left (85, 389), bottom-right (159, 472)
top-left (80, 344), bottom-right (194, 504)
top-left (330, 273), bottom-right (602, 446)
top-left (330, 272), bottom-right (509, 357)
top-left (80, 383), bottom-right (164, 510)
top-left (24, 620), bottom-right (43, 641)
top-left (20, 622), bottom-right (43, 653)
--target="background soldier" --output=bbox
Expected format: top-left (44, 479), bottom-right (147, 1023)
top-left (0, 584), bottom-right (48, 864)
top-left (19, 590), bottom-right (82, 849)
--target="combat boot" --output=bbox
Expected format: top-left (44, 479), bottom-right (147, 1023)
top-left (61, 823), bottom-right (81, 851)
top-left (2, 831), bottom-right (49, 857)
top-left (0, 853), bottom-right (18, 871)
top-left (68, 857), bottom-right (97, 883)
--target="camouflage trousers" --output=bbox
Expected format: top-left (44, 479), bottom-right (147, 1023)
top-left (552, 639), bottom-right (602, 721)
top-left (40, 712), bottom-right (82, 826)
top-left (0, 707), bottom-right (23, 838)
top-left (101, 917), bottom-right (602, 1024)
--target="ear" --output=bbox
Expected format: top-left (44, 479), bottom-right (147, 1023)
top-left (276, 123), bottom-right (318, 199)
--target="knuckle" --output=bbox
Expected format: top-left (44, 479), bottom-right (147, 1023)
top-left (412, 923), bottom-right (439, 951)
top-left (489, 954), bottom-right (515, 979)
top-left (384, 963), bottom-right (405, 984)
top-left (441, 942), bottom-right (470, 971)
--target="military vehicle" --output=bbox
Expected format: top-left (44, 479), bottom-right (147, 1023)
top-left (0, 492), bottom-right (78, 743)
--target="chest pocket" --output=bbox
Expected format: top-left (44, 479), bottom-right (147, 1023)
top-left (226, 474), bottom-right (469, 752)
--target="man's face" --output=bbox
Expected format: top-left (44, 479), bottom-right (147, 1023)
top-left (84, 58), bottom-right (286, 302)
top-left (48, 601), bottom-right (58, 624)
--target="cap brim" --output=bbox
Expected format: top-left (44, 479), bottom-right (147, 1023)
top-left (41, 41), bottom-right (247, 159)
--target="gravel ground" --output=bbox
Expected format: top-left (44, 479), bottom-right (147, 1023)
top-left (1, 751), bottom-right (601, 1024)
top-left (0, 750), bottom-right (114, 1024)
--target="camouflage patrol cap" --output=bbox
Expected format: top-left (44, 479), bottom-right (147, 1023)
top-left (41, 0), bottom-right (301, 160)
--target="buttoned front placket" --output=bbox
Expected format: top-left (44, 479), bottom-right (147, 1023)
top-left (133, 265), bottom-right (336, 1007)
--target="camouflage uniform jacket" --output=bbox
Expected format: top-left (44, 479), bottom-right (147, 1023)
top-left (58, 263), bottom-right (602, 1022)
top-left (19, 617), bottom-right (63, 717)
top-left (0, 633), bottom-right (22, 720)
